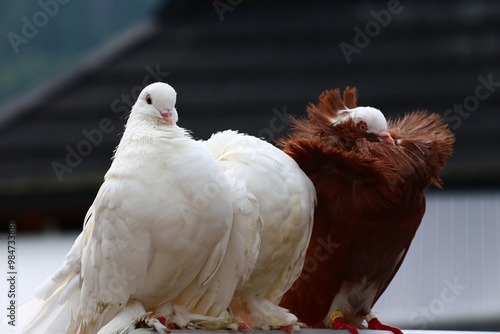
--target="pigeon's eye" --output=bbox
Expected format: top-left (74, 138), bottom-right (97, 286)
top-left (357, 121), bottom-right (367, 131)
top-left (146, 94), bottom-right (152, 105)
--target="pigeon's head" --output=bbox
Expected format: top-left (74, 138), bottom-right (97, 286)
top-left (335, 106), bottom-right (395, 145)
top-left (135, 82), bottom-right (178, 125)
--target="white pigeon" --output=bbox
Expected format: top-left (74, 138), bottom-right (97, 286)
top-left (181, 130), bottom-right (316, 329)
top-left (17, 82), bottom-right (233, 334)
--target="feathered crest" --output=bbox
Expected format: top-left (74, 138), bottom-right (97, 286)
top-left (279, 87), bottom-right (455, 192)
top-left (386, 110), bottom-right (455, 188)
top-left (307, 87), bottom-right (358, 123)
top-left (286, 87), bottom-right (359, 139)
top-left (279, 86), bottom-right (455, 329)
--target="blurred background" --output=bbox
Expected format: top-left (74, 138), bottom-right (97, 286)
top-left (1, 0), bottom-right (499, 332)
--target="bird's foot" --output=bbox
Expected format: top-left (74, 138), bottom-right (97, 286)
top-left (156, 316), bottom-right (186, 330)
top-left (330, 311), bottom-right (359, 334)
top-left (142, 316), bottom-right (170, 333)
top-left (237, 322), bottom-right (253, 332)
top-left (367, 316), bottom-right (403, 334)
top-left (332, 320), bottom-right (359, 334)
top-left (152, 304), bottom-right (192, 330)
top-left (275, 324), bottom-right (295, 331)
top-left (274, 323), bottom-right (303, 333)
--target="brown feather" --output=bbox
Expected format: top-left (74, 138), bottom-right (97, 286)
top-left (279, 88), bottom-right (455, 328)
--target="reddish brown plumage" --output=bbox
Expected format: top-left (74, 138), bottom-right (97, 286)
top-left (278, 87), bottom-right (455, 328)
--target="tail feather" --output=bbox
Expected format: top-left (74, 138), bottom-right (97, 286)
top-left (17, 233), bottom-right (84, 334)
top-left (17, 274), bottom-right (81, 333)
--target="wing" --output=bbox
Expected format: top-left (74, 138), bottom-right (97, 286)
top-left (18, 197), bottom-right (122, 334)
top-left (183, 131), bottom-right (262, 318)
top-left (198, 131), bottom-right (316, 328)
top-left (278, 135), bottom-right (422, 327)
top-left (372, 247), bottom-right (409, 307)
top-left (209, 132), bottom-right (316, 327)
top-left (185, 161), bottom-right (262, 317)
top-left (80, 179), bottom-right (152, 326)
top-left (280, 220), bottom-right (351, 328)
top-left (256, 148), bottom-right (315, 304)
top-left (280, 138), bottom-right (374, 327)
top-left (368, 110), bottom-right (455, 305)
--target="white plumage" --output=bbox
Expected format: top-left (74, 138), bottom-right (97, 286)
top-left (18, 82), bottom-right (316, 333)
top-left (193, 131), bottom-right (316, 329)
top-left (18, 82), bottom-right (233, 333)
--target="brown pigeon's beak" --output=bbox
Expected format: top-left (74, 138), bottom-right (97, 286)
top-left (378, 130), bottom-right (395, 146)
top-left (160, 109), bottom-right (173, 125)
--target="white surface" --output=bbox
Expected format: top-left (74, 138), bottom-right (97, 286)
top-left (1, 191), bottom-right (500, 333)
top-left (1, 231), bottom-right (77, 333)
top-left (374, 191), bottom-right (500, 328)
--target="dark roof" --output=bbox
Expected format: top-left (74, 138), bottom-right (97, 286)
top-left (2, 0), bottom-right (500, 230)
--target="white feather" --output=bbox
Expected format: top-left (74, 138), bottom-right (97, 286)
top-left (97, 300), bottom-right (151, 334)
top-left (333, 106), bottom-right (389, 135)
top-left (17, 82), bottom-right (233, 334)
top-left (198, 131), bottom-right (316, 329)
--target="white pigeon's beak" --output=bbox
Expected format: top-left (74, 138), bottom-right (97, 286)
top-left (160, 109), bottom-right (173, 125)
top-left (378, 130), bottom-right (395, 146)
